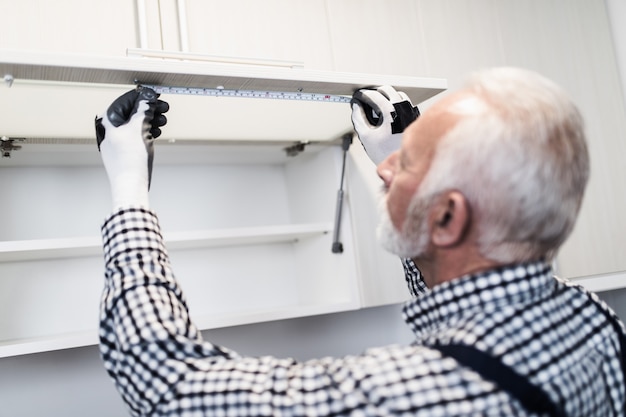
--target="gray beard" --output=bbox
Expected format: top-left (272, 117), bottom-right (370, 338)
top-left (376, 193), bottom-right (430, 259)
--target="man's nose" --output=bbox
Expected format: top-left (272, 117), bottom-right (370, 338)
top-left (377, 152), bottom-right (397, 189)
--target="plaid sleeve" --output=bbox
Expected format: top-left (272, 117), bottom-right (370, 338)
top-left (402, 258), bottom-right (428, 297)
top-left (99, 207), bottom-right (239, 416)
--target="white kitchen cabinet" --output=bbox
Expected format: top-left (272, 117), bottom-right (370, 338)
top-left (0, 51), bottom-right (446, 357)
top-left (159, 0), bottom-right (428, 74)
top-left (0, 0), bottom-right (139, 56)
top-left (0, 0), bottom-right (328, 66)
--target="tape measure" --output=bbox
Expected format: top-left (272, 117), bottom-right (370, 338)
top-left (141, 84), bottom-right (352, 103)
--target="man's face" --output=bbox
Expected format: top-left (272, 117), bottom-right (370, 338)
top-left (375, 121), bottom-right (435, 258)
top-left (376, 95), bottom-right (463, 258)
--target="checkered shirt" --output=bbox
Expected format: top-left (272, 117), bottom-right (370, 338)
top-left (100, 207), bottom-right (625, 416)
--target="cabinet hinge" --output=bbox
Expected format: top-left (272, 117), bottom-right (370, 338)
top-left (0, 136), bottom-right (25, 158)
top-left (284, 141), bottom-right (309, 157)
top-left (3, 74), bottom-right (13, 88)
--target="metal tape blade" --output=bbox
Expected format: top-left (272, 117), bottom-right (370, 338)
top-left (141, 84), bottom-right (352, 103)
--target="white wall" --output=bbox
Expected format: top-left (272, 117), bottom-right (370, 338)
top-left (606, 0), bottom-right (626, 97)
top-left (1, 1), bottom-right (626, 416)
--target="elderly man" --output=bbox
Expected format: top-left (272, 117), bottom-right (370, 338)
top-left (96, 67), bottom-right (625, 416)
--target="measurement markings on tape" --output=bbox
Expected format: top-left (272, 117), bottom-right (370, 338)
top-left (141, 84), bottom-right (352, 103)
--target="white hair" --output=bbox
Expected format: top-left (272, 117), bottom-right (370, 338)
top-left (415, 67), bottom-right (590, 263)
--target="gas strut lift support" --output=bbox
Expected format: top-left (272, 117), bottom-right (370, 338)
top-left (332, 133), bottom-right (353, 253)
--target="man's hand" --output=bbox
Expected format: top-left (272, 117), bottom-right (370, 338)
top-left (95, 87), bottom-right (169, 209)
top-left (351, 85), bottom-right (419, 165)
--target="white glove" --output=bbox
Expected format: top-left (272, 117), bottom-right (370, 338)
top-left (351, 85), bottom-right (420, 165)
top-left (95, 87), bottom-right (169, 210)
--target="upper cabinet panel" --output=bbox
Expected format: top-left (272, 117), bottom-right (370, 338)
top-left (323, 0), bottom-right (427, 76)
top-left (184, 0), bottom-right (300, 60)
top-left (176, 0), bottom-right (331, 69)
top-left (0, 0), bottom-right (139, 56)
top-left (415, 0), bottom-right (506, 87)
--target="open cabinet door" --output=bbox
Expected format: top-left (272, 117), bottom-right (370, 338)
top-left (0, 49), bottom-right (446, 144)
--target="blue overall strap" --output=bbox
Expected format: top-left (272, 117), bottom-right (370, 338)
top-left (432, 344), bottom-right (566, 417)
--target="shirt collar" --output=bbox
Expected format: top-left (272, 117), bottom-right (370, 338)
top-left (402, 260), bottom-right (555, 338)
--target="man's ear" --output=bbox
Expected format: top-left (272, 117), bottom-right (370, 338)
top-left (430, 191), bottom-right (470, 247)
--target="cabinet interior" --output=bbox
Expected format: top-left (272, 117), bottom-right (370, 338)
top-left (0, 145), bottom-right (363, 356)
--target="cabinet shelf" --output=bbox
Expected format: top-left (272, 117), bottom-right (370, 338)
top-left (0, 223), bottom-right (333, 262)
top-left (0, 330), bottom-right (97, 359)
top-left (0, 298), bottom-right (358, 358)
top-left (0, 221), bottom-right (349, 358)
top-left (569, 271), bottom-right (626, 293)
